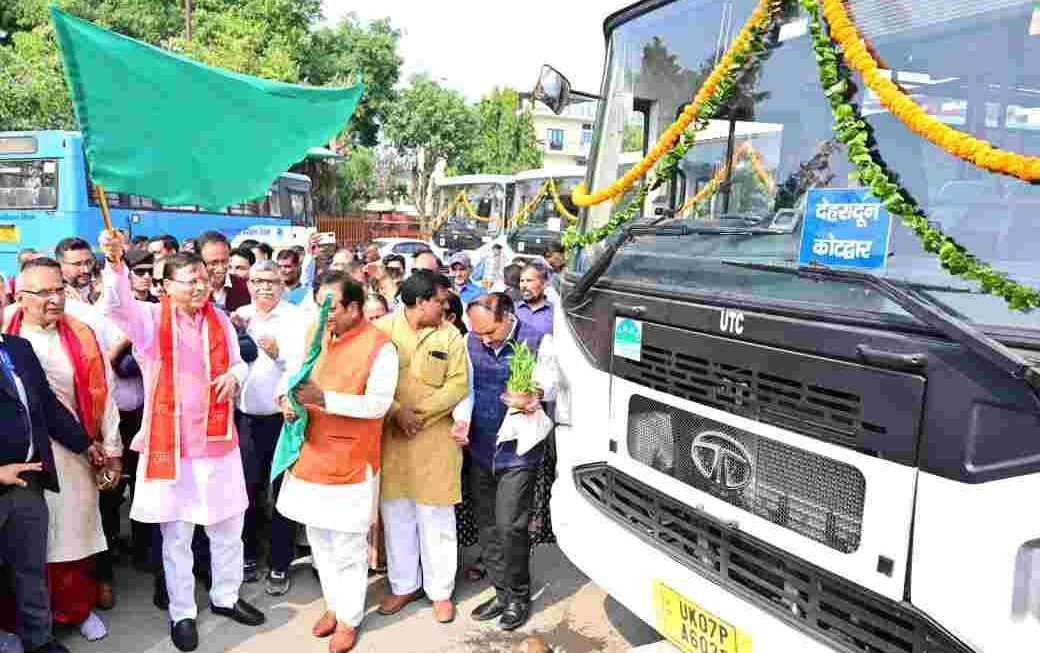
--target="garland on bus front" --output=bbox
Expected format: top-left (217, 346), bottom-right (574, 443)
top-left (802, 0), bottom-right (1039, 311)
top-left (561, 0), bottom-right (782, 249)
top-left (512, 179), bottom-right (579, 227)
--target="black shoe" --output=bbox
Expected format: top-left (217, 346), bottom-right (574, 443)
top-left (471, 595), bottom-right (508, 621)
top-left (171, 618), bottom-right (199, 652)
top-left (211, 598), bottom-right (266, 626)
top-left (243, 559), bottom-right (260, 583)
top-left (499, 600), bottom-right (530, 631)
top-left (154, 576), bottom-right (170, 611)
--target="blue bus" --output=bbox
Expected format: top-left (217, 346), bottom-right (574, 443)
top-left (0, 130), bottom-right (312, 276)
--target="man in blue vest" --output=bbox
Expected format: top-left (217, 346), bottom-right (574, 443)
top-left (465, 293), bottom-right (557, 631)
top-left (0, 333), bottom-right (90, 653)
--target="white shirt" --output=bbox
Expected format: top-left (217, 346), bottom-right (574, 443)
top-left (235, 300), bottom-right (308, 416)
top-left (276, 340), bottom-right (399, 534)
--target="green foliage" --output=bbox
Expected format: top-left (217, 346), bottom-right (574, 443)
top-left (506, 342), bottom-right (538, 395)
top-left (622, 122), bottom-right (644, 153)
top-left (383, 74), bottom-right (477, 222)
top-left (456, 87), bottom-right (542, 175)
top-left (303, 16), bottom-right (402, 148)
top-left (0, 0), bottom-right (400, 148)
top-left (801, 0), bottom-right (1038, 312)
top-left (334, 147), bottom-right (377, 214)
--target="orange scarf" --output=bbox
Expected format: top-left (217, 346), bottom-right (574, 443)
top-left (5, 310), bottom-right (107, 440)
top-left (145, 297), bottom-right (231, 481)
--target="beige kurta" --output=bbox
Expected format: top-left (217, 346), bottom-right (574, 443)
top-left (374, 312), bottom-right (469, 506)
top-left (16, 321), bottom-right (121, 563)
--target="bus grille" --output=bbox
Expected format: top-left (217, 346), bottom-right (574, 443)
top-left (627, 395), bottom-right (866, 553)
top-left (611, 324), bottom-right (925, 463)
top-left (574, 464), bottom-right (974, 653)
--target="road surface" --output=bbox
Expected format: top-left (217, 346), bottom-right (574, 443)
top-left (59, 545), bottom-right (662, 652)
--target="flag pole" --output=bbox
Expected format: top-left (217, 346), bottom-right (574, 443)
top-left (94, 183), bottom-right (122, 263)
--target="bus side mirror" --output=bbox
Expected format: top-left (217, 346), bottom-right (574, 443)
top-left (534, 65), bottom-right (572, 115)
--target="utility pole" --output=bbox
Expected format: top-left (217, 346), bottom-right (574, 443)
top-left (184, 0), bottom-right (192, 42)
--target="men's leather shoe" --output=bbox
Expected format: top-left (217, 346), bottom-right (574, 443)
top-left (470, 595), bottom-right (507, 621)
top-left (96, 580), bottom-right (115, 610)
top-left (377, 589), bottom-right (424, 615)
top-left (312, 611), bottom-right (337, 638)
top-left (499, 600), bottom-right (530, 631)
top-left (432, 599), bottom-right (455, 623)
top-left (170, 618), bottom-right (198, 652)
top-left (211, 599), bottom-right (266, 626)
top-left (329, 624), bottom-right (357, 653)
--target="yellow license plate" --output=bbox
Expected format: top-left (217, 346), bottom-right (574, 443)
top-left (0, 225), bottom-right (18, 243)
top-left (654, 580), bottom-right (752, 653)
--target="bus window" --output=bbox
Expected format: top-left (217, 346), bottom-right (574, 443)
top-left (129, 194), bottom-right (159, 209)
top-left (0, 160), bottom-right (58, 209)
top-left (288, 190), bottom-right (312, 226)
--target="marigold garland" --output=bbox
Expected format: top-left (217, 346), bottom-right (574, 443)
top-left (803, 0), bottom-right (1039, 310)
top-left (547, 179), bottom-right (579, 224)
top-left (569, 0), bottom-right (778, 207)
top-left (820, 0), bottom-right (1040, 182)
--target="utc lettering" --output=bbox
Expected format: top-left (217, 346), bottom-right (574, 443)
top-left (719, 308), bottom-right (745, 336)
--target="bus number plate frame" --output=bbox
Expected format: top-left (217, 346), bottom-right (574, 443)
top-left (653, 580), bottom-right (751, 653)
top-left (0, 225), bottom-right (20, 243)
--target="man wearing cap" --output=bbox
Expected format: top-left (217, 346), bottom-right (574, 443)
top-left (447, 253), bottom-right (485, 306)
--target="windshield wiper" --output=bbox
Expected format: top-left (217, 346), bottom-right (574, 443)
top-left (722, 260), bottom-right (1040, 404)
top-left (629, 223), bottom-right (787, 236)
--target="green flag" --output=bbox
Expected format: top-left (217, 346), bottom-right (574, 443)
top-left (270, 295), bottom-right (331, 483)
top-left (50, 6), bottom-right (364, 211)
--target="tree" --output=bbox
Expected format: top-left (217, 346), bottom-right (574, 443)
top-left (302, 15), bottom-right (402, 148)
top-left (456, 87), bottom-right (542, 175)
top-left (383, 74), bottom-right (477, 226)
top-left (333, 147), bottom-right (376, 214)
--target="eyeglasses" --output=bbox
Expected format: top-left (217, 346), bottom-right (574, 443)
top-left (62, 259), bottom-right (94, 269)
top-left (204, 259), bottom-right (228, 269)
top-left (131, 267), bottom-right (153, 277)
top-left (20, 287), bottom-right (65, 299)
top-left (248, 278), bottom-right (282, 288)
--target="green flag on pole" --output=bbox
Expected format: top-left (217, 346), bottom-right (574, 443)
top-left (50, 5), bottom-right (364, 211)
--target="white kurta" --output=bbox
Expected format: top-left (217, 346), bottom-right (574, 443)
top-left (275, 343), bottom-right (398, 534)
top-left (17, 322), bottom-right (121, 563)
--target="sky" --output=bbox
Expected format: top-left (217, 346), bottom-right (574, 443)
top-left (321, 0), bottom-right (631, 101)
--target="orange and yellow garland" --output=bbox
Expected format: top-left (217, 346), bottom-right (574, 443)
top-left (570, 0), bottom-right (776, 207)
top-left (821, 0), bottom-right (1040, 182)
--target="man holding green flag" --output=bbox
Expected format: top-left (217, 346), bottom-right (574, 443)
top-left (273, 270), bottom-right (398, 653)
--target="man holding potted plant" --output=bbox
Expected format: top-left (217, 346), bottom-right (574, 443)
top-left (464, 293), bottom-right (558, 631)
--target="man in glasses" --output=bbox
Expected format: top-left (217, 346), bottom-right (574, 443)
top-left (231, 260), bottom-right (305, 594)
top-left (126, 250), bottom-right (157, 302)
top-left (55, 237), bottom-right (99, 304)
top-left (197, 232), bottom-right (250, 313)
top-left (97, 234), bottom-right (265, 652)
top-left (4, 257), bottom-right (122, 643)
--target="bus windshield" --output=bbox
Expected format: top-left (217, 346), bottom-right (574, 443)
top-left (583, 0), bottom-right (1040, 334)
top-left (0, 159), bottom-right (58, 209)
top-left (513, 176), bottom-right (582, 226)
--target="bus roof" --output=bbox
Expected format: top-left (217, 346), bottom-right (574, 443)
top-left (435, 174), bottom-right (513, 187)
top-left (513, 165), bottom-right (586, 182)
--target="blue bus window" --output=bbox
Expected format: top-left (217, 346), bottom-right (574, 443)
top-left (0, 160), bottom-right (57, 209)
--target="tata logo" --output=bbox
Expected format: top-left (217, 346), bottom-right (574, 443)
top-left (691, 431), bottom-right (753, 491)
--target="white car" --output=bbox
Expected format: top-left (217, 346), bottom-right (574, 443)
top-left (371, 238), bottom-right (446, 271)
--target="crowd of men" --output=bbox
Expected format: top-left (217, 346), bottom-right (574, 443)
top-left (0, 230), bottom-right (567, 653)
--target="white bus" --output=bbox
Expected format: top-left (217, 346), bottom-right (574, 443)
top-left (543, 2), bottom-right (1040, 653)
top-left (507, 165), bottom-right (585, 257)
top-left (431, 173), bottom-right (513, 253)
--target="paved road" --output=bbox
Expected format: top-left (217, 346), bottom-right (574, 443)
top-left (59, 545), bottom-right (661, 653)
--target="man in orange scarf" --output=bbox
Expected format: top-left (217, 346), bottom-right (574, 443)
top-left (97, 234), bottom-right (264, 653)
top-left (3, 257), bottom-right (122, 643)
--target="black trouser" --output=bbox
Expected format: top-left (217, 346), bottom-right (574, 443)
top-left (238, 411), bottom-right (295, 572)
top-left (469, 463), bottom-right (536, 603)
top-left (97, 407), bottom-right (148, 582)
top-left (0, 482), bottom-right (51, 649)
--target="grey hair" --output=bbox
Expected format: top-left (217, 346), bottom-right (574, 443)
top-left (249, 259), bottom-right (280, 276)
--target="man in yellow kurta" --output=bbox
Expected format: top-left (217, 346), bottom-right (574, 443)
top-left (374, 271), bottom-right (468, 624)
